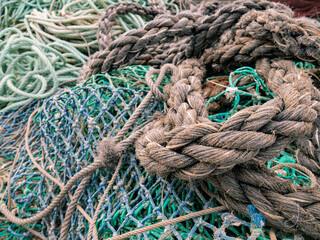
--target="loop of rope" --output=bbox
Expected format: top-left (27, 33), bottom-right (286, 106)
top-left (0, 28), bottom-right (82, 112)
top-left (3, 0), bottom-right (320, 239)
top-left (135, 57), bottom-right (320, 237)
top-left (270, 163), bottom-right (318, 188)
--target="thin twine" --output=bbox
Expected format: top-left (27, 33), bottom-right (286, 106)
top-left (86, 64), bottom-right (176, 240)
top-left (106, 206), bottom-right (227, 240)
top-left (1, 108), bottom-right (99, 238)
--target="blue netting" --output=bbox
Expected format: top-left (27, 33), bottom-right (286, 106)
top-left (0, 67), bottom-right (266, 239)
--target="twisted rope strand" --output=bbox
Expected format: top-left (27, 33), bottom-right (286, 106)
top-left (134, 59), bottom-right (320, 238)
top-left (3, 0), bottom-right (320, 239)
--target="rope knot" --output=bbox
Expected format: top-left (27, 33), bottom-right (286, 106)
top-left (96, 137), bottom-right (123, 169)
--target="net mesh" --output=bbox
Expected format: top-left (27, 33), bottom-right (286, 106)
top-left (0, 66), bottom-right (271, 239)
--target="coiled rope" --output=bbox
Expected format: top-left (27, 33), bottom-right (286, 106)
top-left (80, 0), bottom-right (320, 238)
top-left (0, 28), bottom-right (84, 112)
top-left (21, 0), bottom-right (166, 55)
top-left (2, 0), bottom-right (320, 239)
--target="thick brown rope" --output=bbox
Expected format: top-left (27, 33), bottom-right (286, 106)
top-left (78, 0), bottom-right (320, 83)
top-left (77, 1), bottom-right (320, 237)
top-left (97, 2), bottom-right (159, 51)
top-left (134, 58), bottom-right (320, 238)
top-left (3, 0), bottom-right (320, 239)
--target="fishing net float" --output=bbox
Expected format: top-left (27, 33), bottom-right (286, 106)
top-left (1, 0), bottom-right (320, 239)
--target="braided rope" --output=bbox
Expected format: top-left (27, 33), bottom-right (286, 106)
top-left (135, 58), bottom-right (320, 238)
top-left (78, 0), bottom-right (320, 83)
top-left (2, 0), bottom-right (320, 239)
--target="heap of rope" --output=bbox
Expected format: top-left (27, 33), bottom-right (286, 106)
top-left (0, 28), bottom-right (83, 112)
top-left (2, 0), bottom-right (320, 239)
top-left (22, 1), bottom-right (164, 55)
top-left (0, 0), bottom-right (179, 112)
top-left (136, 58), bottom-right (320, 238)
top-left (77, 0), bottom-right (320, 82)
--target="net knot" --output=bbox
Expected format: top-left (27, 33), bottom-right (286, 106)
top-left (225, 86), bottom-right (238, 100)
top-left (96, 137), bottom-right (123, 169)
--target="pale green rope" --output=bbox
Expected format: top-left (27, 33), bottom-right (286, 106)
top-left (0, 28), bottom-right (84, 112)
top-left (14, 0), bottom-right (179, 55)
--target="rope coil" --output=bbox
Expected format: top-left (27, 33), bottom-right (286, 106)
top-left (2, 0), bottom-right (320, 239)
top-left (134, 55), bottom-right (320, 238)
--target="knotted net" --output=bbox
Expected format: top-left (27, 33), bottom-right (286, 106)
top-left (1, 0), bottom-right (320, 239)
top-left (1, 66), bottom-right (268, 239)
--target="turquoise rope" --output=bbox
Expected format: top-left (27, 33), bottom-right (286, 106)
top-left (207, 67), bottom-right (274, 122)
top-left (294, 61), bottom-right (318, 70)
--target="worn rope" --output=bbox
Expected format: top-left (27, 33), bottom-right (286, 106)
top-left (60, 176), bottom-right (91, 240)
top-left (97, 2), bottom-right (159, 51)
top-left (134, 58), bottom-right (320, 238)
top-left (3, 0), bottom-right (320, 239)
top-left (78, 0), bottom-right (320, 82)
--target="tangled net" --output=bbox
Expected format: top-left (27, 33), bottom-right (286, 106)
top-left (1, 0), bottom-right (320, 239)
top-left (1, 66), bottom-right (267, 239)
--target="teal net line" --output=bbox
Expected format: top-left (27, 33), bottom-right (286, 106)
top-left (81, 65), bottom-right (152, 91)
top-left (207, 67), bottom-right (274, 123)
top-left (294, 61), bottom-right (319, 70)
top-left (0, 66), bottom-right (267, 240)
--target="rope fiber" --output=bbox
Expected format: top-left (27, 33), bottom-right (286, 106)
top-left (2, 0), bottom-right (320, 239)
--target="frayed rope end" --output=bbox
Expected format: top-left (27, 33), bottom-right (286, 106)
top-left (96, 137), bottom-right (123, 169)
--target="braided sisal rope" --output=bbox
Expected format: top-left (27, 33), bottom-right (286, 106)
top-left (2, 0), bottom-right (320, 239)
top-left (135, 58), bottom-right (320, 238)
top-left (79, 0), bottom-right (320, 238)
